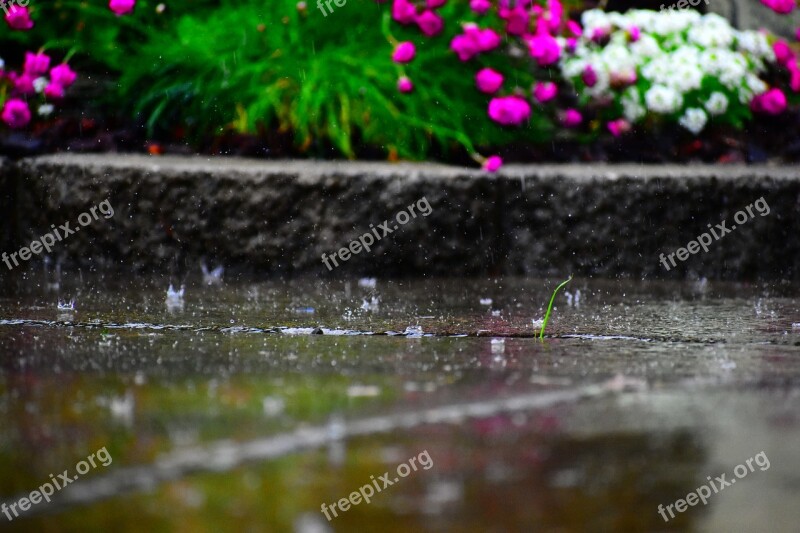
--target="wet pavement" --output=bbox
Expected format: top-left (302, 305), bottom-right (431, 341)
top-left (0, 275), bottom-right (799, 532)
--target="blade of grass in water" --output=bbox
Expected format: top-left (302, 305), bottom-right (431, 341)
top-left (539, 276), bottom-right (573, 340)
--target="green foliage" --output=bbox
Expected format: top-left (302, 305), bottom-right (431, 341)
top-left (539, 275), bottom-right (572, 339)
top-left (110, 0), bottom-right (554, 159)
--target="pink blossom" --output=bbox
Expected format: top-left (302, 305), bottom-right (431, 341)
top-left (566, 20), bottom-right (582, 37)
top-left (475, 68), bottom-right (504, 94)
top-left (500, 6), bottom-right (529, 36)
top-left (426, 0), bottom-right (446, 7)
top-left (5, 6), bottom-right (33, 30)
top-left (582, 65), bottom-right (598, 87)
top-left (561, 108), bottom-right (582, 127)
top-left (607, 119), bottom-right (631, 137)
top-left (109, 0), bottom-right (136, 16)
top-left (628, 25), bottom-right (641, 42)
top-left (533, 81), bottom-right (558, 103)
top-left (451, 34), bottom-right (479, 61)
top-left (397, 76), bottom-right (414, 93)
top-left (451, 25), bottom-right (501, 61)
top-left (761, 0), bottom-right (795, 14)
top-left (483, 155), bottom-right (503, 172)
top-left (1, 98), bottom-right (31, 128)
top-left (9, 72), bottom-right (35, 94)
top-left (416, 10), bottom-right (443, 36)
top-left (392, 42), bottom-right (416, 63)
top-left (773, 40), bottom-right (795, 65)
top-left (488, 96), bottom-right (531, 126)
top-left (751, 88), bottom-right (787, 114)
top-left (526, 33), bottom-right (561, 66)
top-left (44, 82), bottom-right (65, 100)
top-left (23, 52), bottom-right (51, 76)
top-left (468, 26), bottom-right (501, 52)
top-left (470, 0), bottom-right (492, 14)
top-left (788, 61), bottom-right (800, 92)
top-left (545, 0), bottom-right (563, 33)
top-left (50, 64), bottom-right (77, 88)
top-left (392, 0), bottom-right (417, 24)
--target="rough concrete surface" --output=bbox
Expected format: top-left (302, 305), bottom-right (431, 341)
top-left (3, 154), bottom-right (799, 280)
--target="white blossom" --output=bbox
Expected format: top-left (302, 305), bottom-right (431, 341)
top-left (645, 85), bottom-right (683, 114)
top-left (679, 108), bottom-right (708, 134)
top-left (704, 92), bottom-right (729, 115)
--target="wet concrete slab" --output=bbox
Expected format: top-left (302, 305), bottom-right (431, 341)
top-left (0, 275), bottom-right (798, 531)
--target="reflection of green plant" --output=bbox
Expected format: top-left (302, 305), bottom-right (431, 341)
top-left (539, 275), bottom-right (572, 340)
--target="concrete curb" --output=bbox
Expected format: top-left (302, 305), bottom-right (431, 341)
top-left (3, 154), bottom-right (799, 280)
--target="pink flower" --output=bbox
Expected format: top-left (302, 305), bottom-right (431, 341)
top-left (526, 33), bottom-right (561, 66)
top-left (392, 0), bottom-right (417, 24)
top-left (788, 61), bottom-right (800, 92)
top-left (582, 65), bottom-right (598, 87)
top-left (9, 72), bottom-right (35, 94)
top-left (533, 81), bottom-right (558, 103)
top-left (628, 25), bottom-right (641, 42)
top-left (109, 0), bottom-right (136, 16)
top-left (426, 0), bottom-right (446, 7)
top-left (23, 52), bottom-right (51, 76)
top-left (566, 20), bottom-right (582, 37)
top-left (451, 34), bottom-right (479, 61)
top-left (483, 155), bottom-right (503, 172)
top-left (416, 10), bottom-right (443, 36)
top-left (761, 0), bottom-right (795, 14)
top-left (5, 6), bottom-right (33, 30)
top-left (607, 119), bottom-right (631, 137)
top-left (1, 98), bottom-right (31, 128)
top-left (773, 40), bottom-right (795, 65)
top-left (751, 88), bottom-right (787, 114)
top-left (470, 0), bottom-right (492, 14)
top-left (561, 108), bottom-right (582, 127)
top-left (397, 76), bottom-right (414, 93)
top-left (450, 25), bottom-right (501, 61)
top-left (392, 42), bottom-right (416, 63)
top-left (545, 0), bottom-right (563, 33)
top-left (44, 82), bottom-right (65, 100)
top-left (50, 64), bottom-right (77, 88)
top-left (500, 6), bottom-right (529, 36)
top-left (475, 68), bottom-right (504, 94)
top-left (488, 96), bottom-right (531, 126)
top-left (468, 26), bottom-right (501, 52)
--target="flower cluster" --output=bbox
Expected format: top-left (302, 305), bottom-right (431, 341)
top-left (0, 52), bottom-right (78, 129)
top-left (389, 0), bottom-right (577, 171)
top-left (389, 2), bottom-right (797, 170)
top-left (562, 10), bottom-right (785, 135)
top-left (1, 0), bottom-right (136, 130)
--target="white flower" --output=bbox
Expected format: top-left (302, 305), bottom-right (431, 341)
top-left (33, 77), bottom-right (48, 93)
top-left (679, 108), bottom-right (708, 135)
top-left (37, 104), bottom-right (54, 117)
top-left (704, 92), bottom-right (729, 115)
top-left (645, 85), bottom-right (683, 114)
top-left (0, 58), bottom-right (5, 70)
top-left (622, 87), bottom-right (646, 122)
top-left (630, 35), bottom-right (661, 59)
top-left (736, 31), bottom-right (774, 62)
top-left (688, 14), bottom-right (734, 48)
